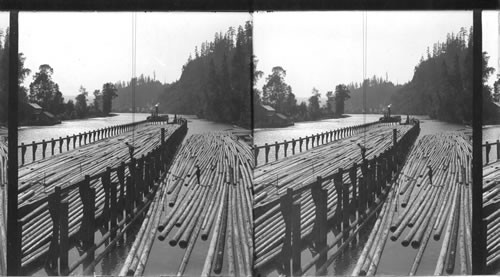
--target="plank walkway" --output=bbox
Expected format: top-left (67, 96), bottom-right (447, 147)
top-left (17, 123), bottom-right (182, 268)
top-left (253, 123), bottom-right (416, 271)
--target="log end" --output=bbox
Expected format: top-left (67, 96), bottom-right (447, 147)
top-left (169, 239), bottom-right (178, 247)
top-left (411, 241), bottom-right (420, 249)
top-left (401, 240), bottom-right (410, 247)
top-left (390, 235), bottom-right (398, 241)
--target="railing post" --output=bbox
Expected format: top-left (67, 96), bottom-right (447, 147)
top-left (42, 140), bottom-right (47, 159)
top-left (50, 138), bottom-right (55, 156)
top-left (306, 137), bottom-right (309, 150)
top-left (79, 175), bottom-right (95, 268)
top-left (299, 138), bottom-right (303, 152)
top-left (496, 140), bottom-right (500, 161)
top-left (59, 199), bottom-right (69, 276)
top-left (275, 142), bottom-right (280, 161)
top-left (486, 141), bottom-right (491, 164)
top-left (311, 176), bottom-right (327, 271)
top-left (78, 133), bottom-right (82, 146)
top-left (21, 143), bottom-right (26, 165)
top-left (291, 200), bottom-right (301, 275)
top-left (110, 179), bottom-right (118, 241)
top-left (46, 186), bottom-right (61, 272)
top-left (265, 143), bottom-right (270, 164)
top-left (341, 169), bottom-right (350, 241)
top-left (334, 169), bottom-right (343, 233)
top-left (349, 163), bottom-right (358, 242)
top-left (254, 146), bottom-right (259, 166)
top-left (280, 188), bottom-right (293, 275)
top-left (101, 167), bottom-right (111, 234)
top-left (291, 139), bottom-right (296, 155)
top-left (32, 141), bottom-right (37, 162)
top-left (284, 140), bottom-right (288, 158)
top-left (59, 137), bottom-right (63, 154)
top-left (66, 136), bottom-right (70, 151)
top-left (311, 135), bottom-right (315, 148)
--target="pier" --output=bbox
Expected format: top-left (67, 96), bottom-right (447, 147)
top-left (253, 121), bottom-right (420, 275)
top-left (14, 120), bottom-right (187, 275)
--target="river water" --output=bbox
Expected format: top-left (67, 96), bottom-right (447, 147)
top-left (254, 114), bottom-right (471, 276)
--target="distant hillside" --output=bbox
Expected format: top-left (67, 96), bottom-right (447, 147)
top-left (345, 79), bottom-right (402, 114)
top-left (112, 75), bottom-right (166, 113)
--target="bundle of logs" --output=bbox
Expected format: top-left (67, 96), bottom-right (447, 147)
top-left (352, 133), bottom-right (472, 276)
top-left (484, 157), bottom-right (500, 268)
top-left (253, 121), bottom-right (399, 166)
top-left (118, 132), bottom-right (253, 276)
top-left (15, 122), bottom-right (187, 275)
top-left (253, 122), bottom-right (420, 276)
top-left (18, 120), bottom-right (151, 165)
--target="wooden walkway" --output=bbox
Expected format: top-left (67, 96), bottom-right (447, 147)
top-left (253, 122), bottom-right (419, 274)
top-left (16, 122), bottom-right (184, 272)
top-left (352, 133), bottom-right (472, 275)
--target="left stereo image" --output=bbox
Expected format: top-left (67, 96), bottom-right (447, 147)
top-left (5, 12), bottom-right (253, 276)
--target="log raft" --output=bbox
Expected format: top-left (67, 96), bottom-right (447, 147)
top-left (352, 132), bottom-right (472, 276)
top-left (16, 122), bottom-right (187, 274)
top-left (483, 157), bottom-right (500, 270)
top-left (119, 131), bottom-right (254, 276)
top-left (253, 122), bottom-right (420, 275)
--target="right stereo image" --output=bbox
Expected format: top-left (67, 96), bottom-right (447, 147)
top-left (482, 11), bottom-right (500, 275)
top-left (252, 10), bottom-right (496, 276)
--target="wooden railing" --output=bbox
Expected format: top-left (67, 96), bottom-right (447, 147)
top-left (18, 120), bottom-right (156, 166)
top-left (15, 121), bottom-right (188, 275)
top-left (483, 140), bottom-right (500, 165)
top-left (254, 121), bottom-right (420, 275)
top-left (253, 121), bottom-right (400, 166)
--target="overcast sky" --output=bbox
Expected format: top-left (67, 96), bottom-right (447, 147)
top-left (0, 11), bottom-right (497, 100)
top-left (255, 11), bottom-right (498, 99)
top-left (1, 12), bottom-right (250, 99)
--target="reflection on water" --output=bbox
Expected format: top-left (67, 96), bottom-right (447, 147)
top-left (254, 114), bottom-right (382, 145)
top-left (19, 113), bottom-right (150, 144)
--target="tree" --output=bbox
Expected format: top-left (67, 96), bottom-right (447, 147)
top-left (308, 87), bottom-right (321, 120)
top-left (29, 64), bottom-right (64, 115)
top-left (262, 66), bottom-right (295, 115)
top-left (93, 89), bottom-right (102, 113)
top-left (334, 84), bottom-right (350, 115)
top-left (75, 86), bottom-right (88, 118)
top-left (102, 83), bottom-right (117, 115)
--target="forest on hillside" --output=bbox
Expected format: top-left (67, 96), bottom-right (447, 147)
top-left (112, 22), bottom-right (252, 128)
top-left (161, 22), bottom-right (252, 128)
top-left (391, 27), bottom-right (499, 124)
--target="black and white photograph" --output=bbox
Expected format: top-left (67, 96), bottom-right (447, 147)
top-left (6, 12), bottom-right (253, 276)
top-left (0, 4), bottom-right (499, 277)
top-left (481, 10), bottom-right (500, 275)
top-left (252, 11), bottom-right (479, 276)
top-left (0, 11), bottom-right (9, 276)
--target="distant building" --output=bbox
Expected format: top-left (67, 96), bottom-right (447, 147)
top-left (255, 104), bottom-right (293, 128)
top-left (24, 103), bottom-right (61, 126)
